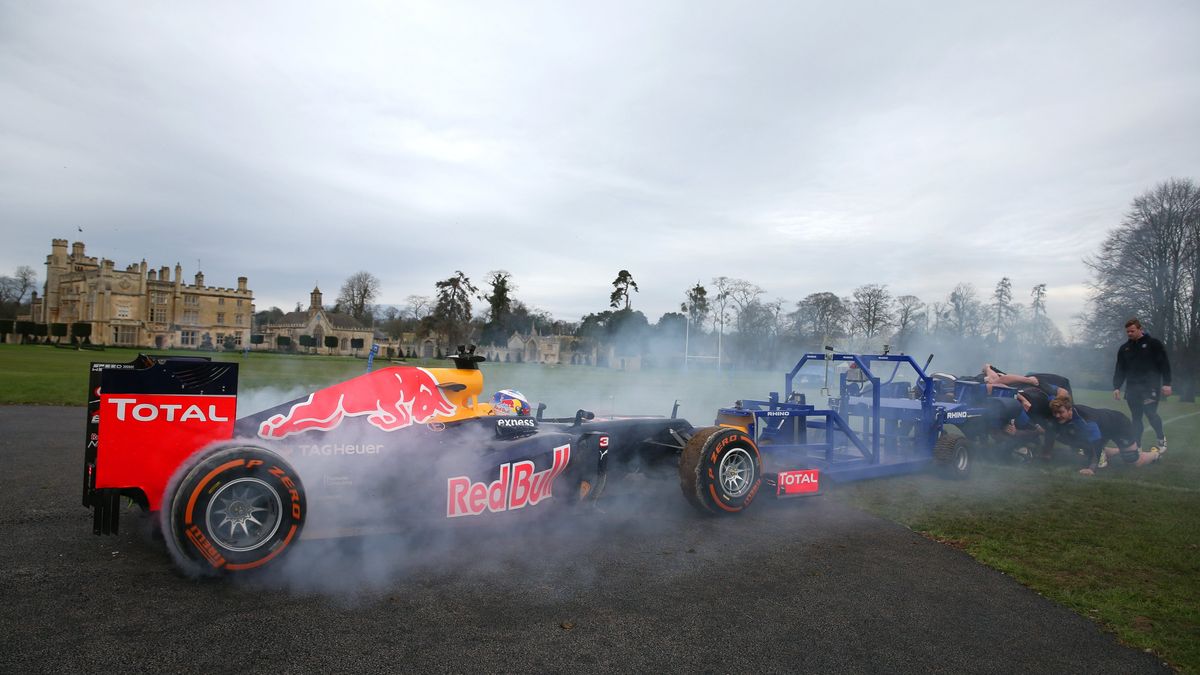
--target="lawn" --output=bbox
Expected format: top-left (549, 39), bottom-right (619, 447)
top-left (0, 343), bottom-right (783, 420)
top-left (2, 344), bottom-right (1196, 670)
top-left (841, 390), bottom-right (1200, 672)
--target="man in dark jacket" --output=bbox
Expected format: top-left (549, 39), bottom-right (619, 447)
top-left (1113, 318), bottom-right (1172, 452)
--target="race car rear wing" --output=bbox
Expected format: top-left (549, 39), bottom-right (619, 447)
top-left (84, 354), bottom-right (239, 534)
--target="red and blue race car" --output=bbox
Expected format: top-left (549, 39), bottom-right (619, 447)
top-left (83, 348), bottom-right (738, 575)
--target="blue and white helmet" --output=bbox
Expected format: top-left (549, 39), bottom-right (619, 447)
top-left (492, 389), bottom-right (531, 416)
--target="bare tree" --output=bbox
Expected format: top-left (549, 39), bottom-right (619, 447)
top-left (791, 292), bottom-right (849, 344)
top-left (725, 278), bottom-right (765, 336)
top-left (850, 283), bottom-right (893, 339)
top-left (1084, 178), bottom-right (1199, 350)
top-left (893, 294), bottom-right (926, 343)
top-left (13, 266), bottom-right (35, 302)
top-left (946, 283), bottom-right (983, 338)
top-left (404, 295), bottom-right (433, 320)
top-left (0, 266), bottom-right (37, 319)
top-left (337, 271), bottom-right (380, 321)
top-left (732, 299), bottom-right (776, 367)
top-left (765, 297), bottom-right (787, 365)
top-left (709, 276), bottom-right (734, 355)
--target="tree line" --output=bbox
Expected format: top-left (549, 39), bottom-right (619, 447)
top-left (263, 178), bottom-right (1197, 394)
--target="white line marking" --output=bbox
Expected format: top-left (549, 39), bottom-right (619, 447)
top-left (1164, 410), bottom-right (1200, 425)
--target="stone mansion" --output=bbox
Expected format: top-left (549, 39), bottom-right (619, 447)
top-left (30, 239), bottom-right (253, 349)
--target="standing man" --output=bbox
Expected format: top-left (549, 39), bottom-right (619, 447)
top-left (1113, 318), bottom-right (1172, 452)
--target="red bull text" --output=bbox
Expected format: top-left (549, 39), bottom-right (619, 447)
top-left (446, 444), bottom-right (571, 518)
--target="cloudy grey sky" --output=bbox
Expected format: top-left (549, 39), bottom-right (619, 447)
top-left (2, 1), bottom-right (1197, 336)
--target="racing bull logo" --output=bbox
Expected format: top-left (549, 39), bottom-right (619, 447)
top-left (258, 367), bottom-right (457, 439)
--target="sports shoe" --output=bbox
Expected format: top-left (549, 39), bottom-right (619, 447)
top-left (1098, 452), bottom-right (1108, 469)
top-left (1157, 437), bottom-right (1166, 455)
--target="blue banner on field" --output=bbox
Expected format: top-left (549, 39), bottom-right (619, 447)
top-left (367, 343), bottom-right (380, 372)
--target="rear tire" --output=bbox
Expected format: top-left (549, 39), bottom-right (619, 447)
top-left (163, 445), bottom-right (305, 576)
top-left (933, 434), bottom-right (971, 479)
top-left (679, 427), bottom-right (763, 515)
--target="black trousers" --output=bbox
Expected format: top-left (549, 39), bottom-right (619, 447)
top-left (1126, 387), bottom-right (1164, 442)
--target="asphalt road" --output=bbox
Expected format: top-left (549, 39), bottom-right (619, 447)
top-left (0, 406), bottom-right (1169, 674)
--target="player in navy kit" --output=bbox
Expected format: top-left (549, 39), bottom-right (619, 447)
top-left (1047, 397), bottom-right (1160, 476)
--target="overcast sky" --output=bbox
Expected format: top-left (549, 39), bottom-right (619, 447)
top-left (2, 1), bottom-right (1197, 337)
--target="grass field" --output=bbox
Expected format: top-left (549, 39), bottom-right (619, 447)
top-left (840, 395), bottom-right (1200, 672)
top-left (2, 344), bottom-right (1197, 670)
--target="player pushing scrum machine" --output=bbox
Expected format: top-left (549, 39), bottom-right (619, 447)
top-left (1046, 397), bottom-right (1161, 476)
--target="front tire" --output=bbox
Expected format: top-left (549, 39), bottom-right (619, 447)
top-left (679, 427), bottom-right (763, 515)
top-left (164, 445), bottom-right (305, 576)
top-left (933, 434), bottom-right (971, 479)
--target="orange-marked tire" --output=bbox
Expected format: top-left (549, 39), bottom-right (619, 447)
top-left (164, 445), bottom-right (305, 576)
top-left (678, 427), bottom-right (762, 515)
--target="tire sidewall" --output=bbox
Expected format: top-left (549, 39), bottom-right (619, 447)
top-left (933, 434), bottom-right (971, 480)
top-left (952, 440), bottom-right (970, 477)
top-left (697, 428), bottom-right (762, 513)
top-left (166, 445), bottom-right (305, 574)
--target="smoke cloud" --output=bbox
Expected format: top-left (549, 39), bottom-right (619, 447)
top-left (168, 341), bottom-right (1096, 597)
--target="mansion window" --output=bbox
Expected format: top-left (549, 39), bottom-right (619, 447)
top-left (217, 312), bottom-right (225, 325)
top-left (151, 307), bottom-right (167, 323)
top-left (218, 297), bottom-right (225, 305)
top-left (183, 310), bottom-right (199, 325)
top-left (235, 314), bottom-right (244, 326)
top-left (184, 294), bottom-right (199, 306)
top-left (115, 304), bottom-right (131, 319)
top-left (152, 291), bottom-right (169, 304)
top-left (111, 325), bottom-right (137, 345)
top-left (180, 330), bottom-right (197, 346)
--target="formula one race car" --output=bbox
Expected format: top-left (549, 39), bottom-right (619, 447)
top-left (83, 348), bottom-right (699, 575)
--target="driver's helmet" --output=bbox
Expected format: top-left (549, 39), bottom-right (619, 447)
top-left (491, 389), bottom-right (531, 416)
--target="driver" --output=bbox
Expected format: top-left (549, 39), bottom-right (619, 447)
top-left (491, 389), bottom-right (532, 416)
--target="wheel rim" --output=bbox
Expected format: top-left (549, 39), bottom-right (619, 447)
top-left (205, 477), bottom-right (283, 552)
top-left (956, 446), bottom-right (969, 471)
top-left (718, 447), bottom-right (755, 498)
